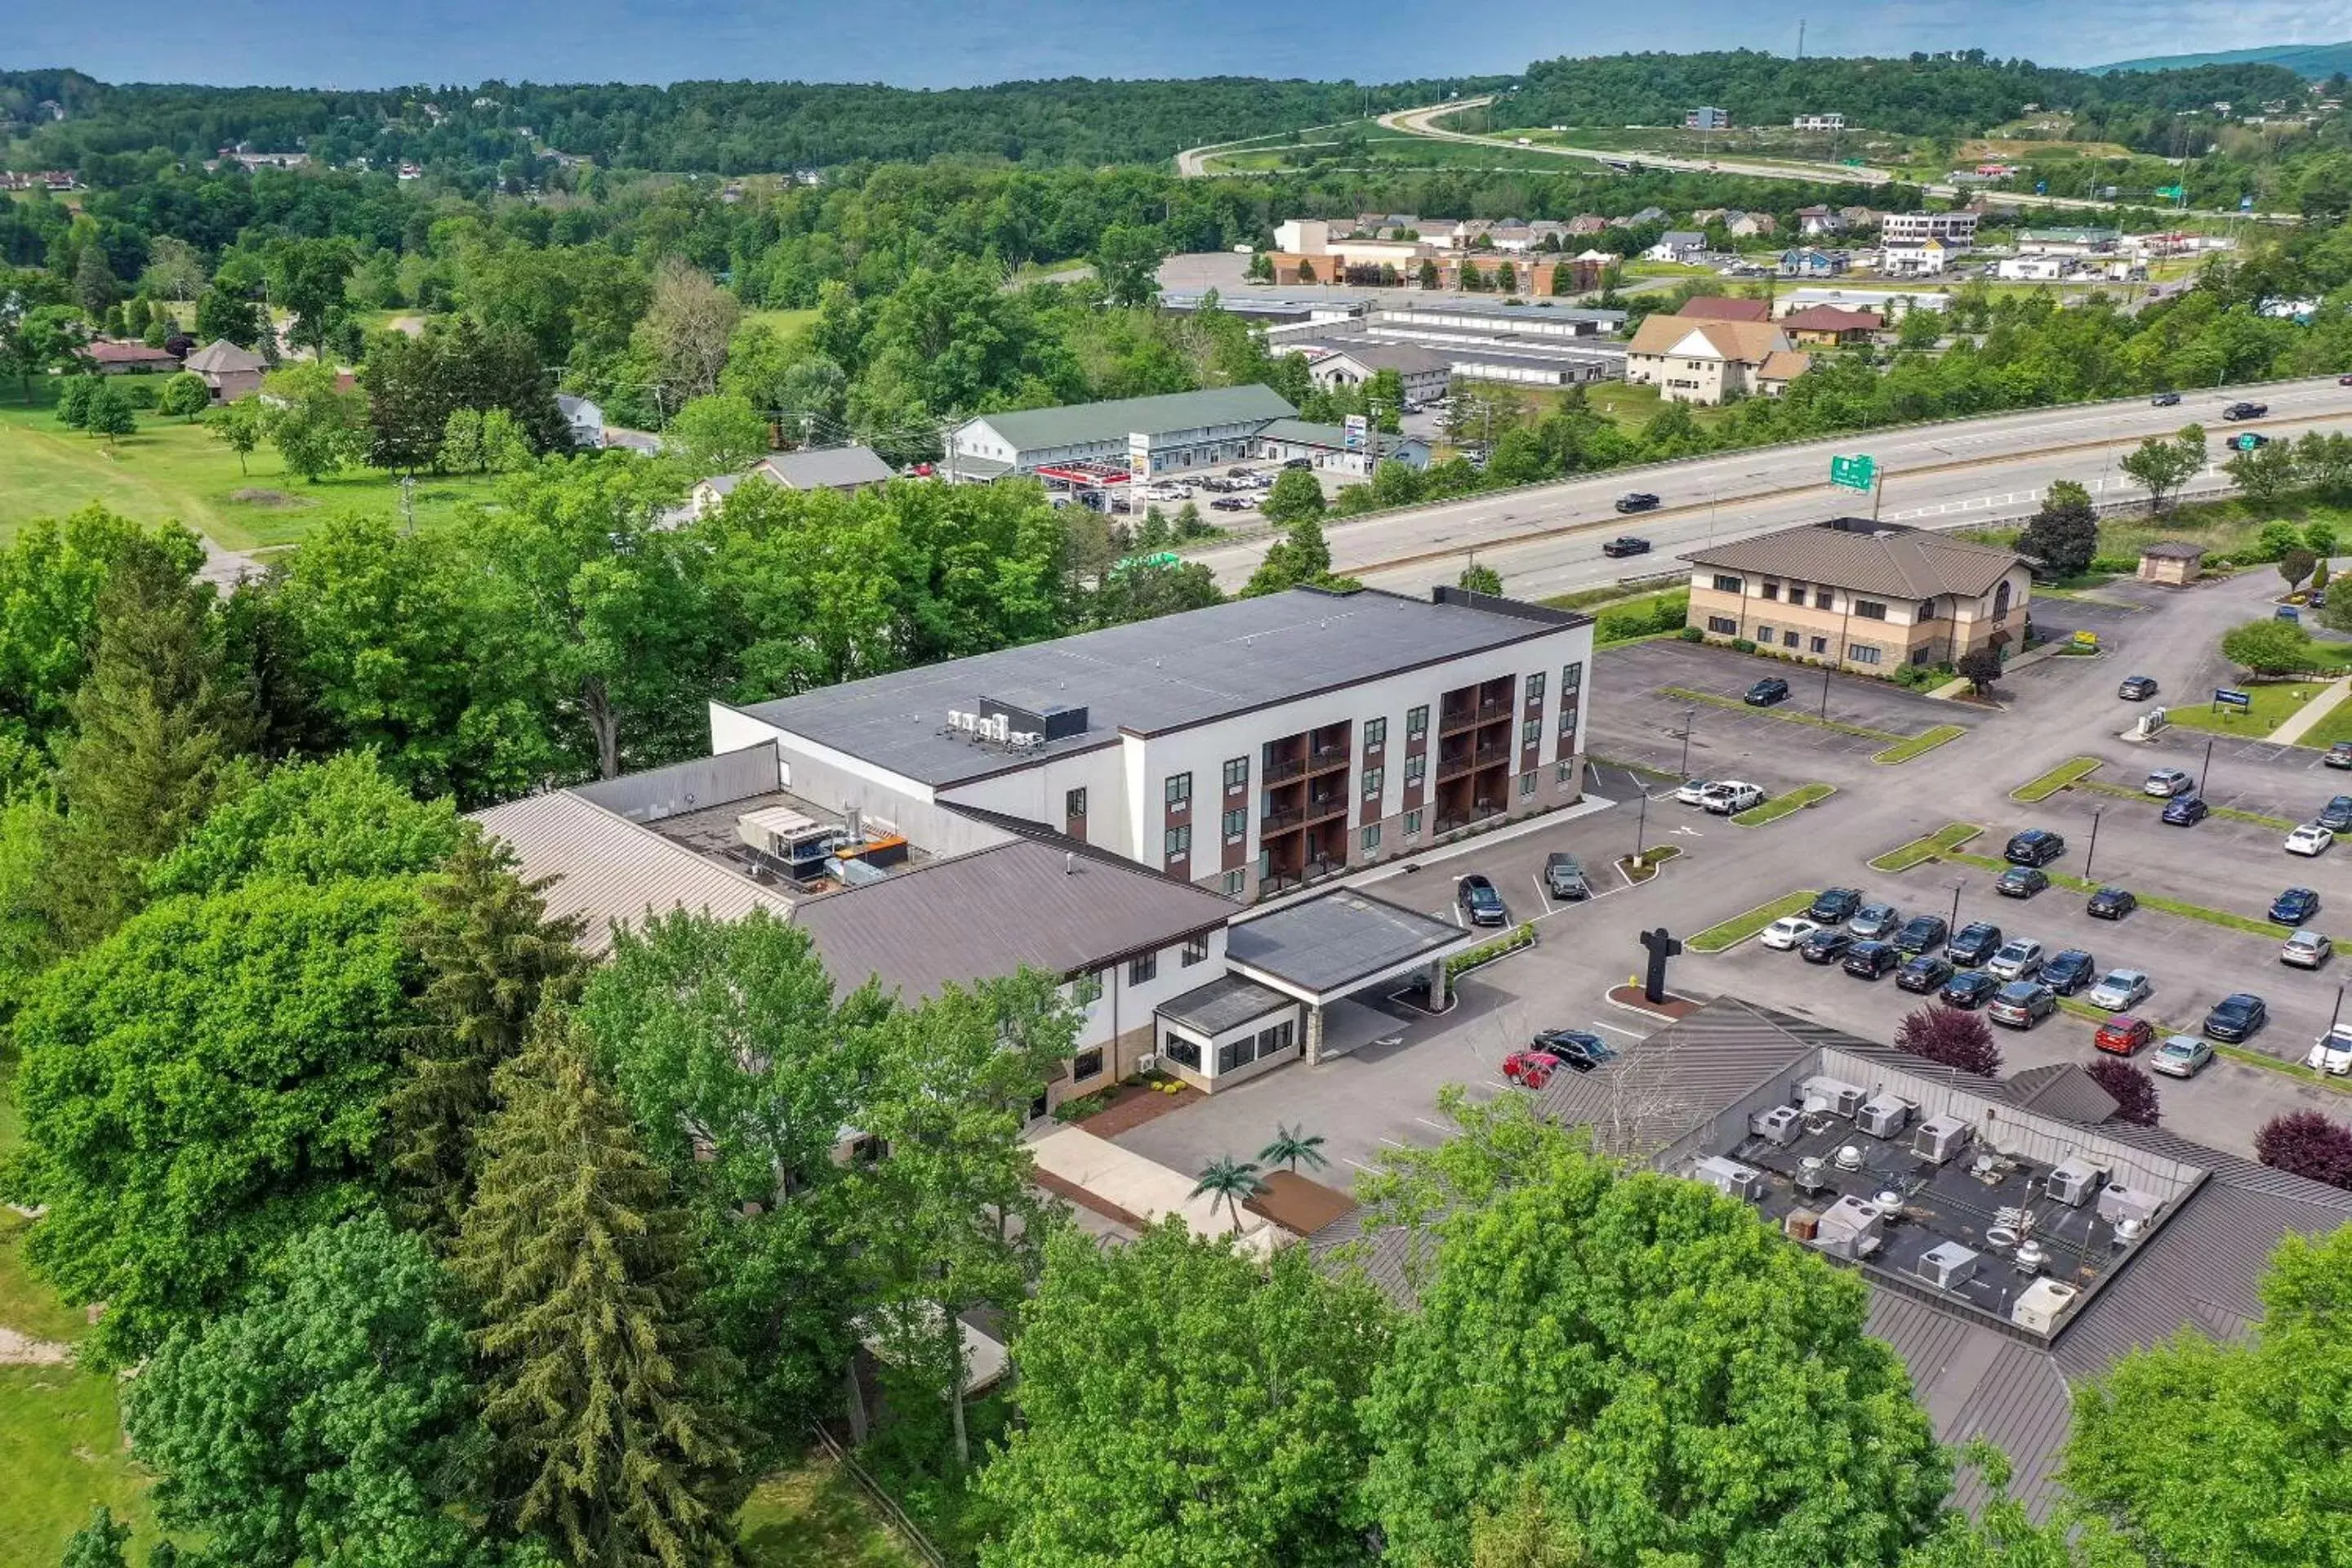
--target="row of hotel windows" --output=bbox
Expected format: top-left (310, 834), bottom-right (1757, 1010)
top-left (1067, 935), bottom-right (1212, 1004)
top-left (1704, 618), bottom-right (1883, 664)
top-left (1710, 575), bottom-right (1895, 619)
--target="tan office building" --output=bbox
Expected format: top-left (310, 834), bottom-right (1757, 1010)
top-left (1624, 314), bottom-right (1804, 404)
top-left (1682, 519), bottom-right (2030, 672)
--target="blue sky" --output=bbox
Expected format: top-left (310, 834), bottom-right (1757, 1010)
top-left (7, 0), bottom-right (2340, 88)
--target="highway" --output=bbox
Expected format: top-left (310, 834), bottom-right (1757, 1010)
top-left (1192, 376), bottom-right (2352, 599)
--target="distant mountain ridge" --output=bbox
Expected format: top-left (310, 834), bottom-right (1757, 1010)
top-left (2098, 41), bottom-right (2352, 78)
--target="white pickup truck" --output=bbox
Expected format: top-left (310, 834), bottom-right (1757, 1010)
top-left (2306, 1026), bottom-right (2352, 1076)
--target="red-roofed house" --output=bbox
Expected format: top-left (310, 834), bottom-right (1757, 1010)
top-left (78, 341), bottom-right (184, 375)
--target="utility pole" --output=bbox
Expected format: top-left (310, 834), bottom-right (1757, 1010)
top-left (1797, 17), bottom-right (1806, 58)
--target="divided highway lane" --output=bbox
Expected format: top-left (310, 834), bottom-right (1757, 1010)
top-left (1192, 377), bottom-right (2352, 597)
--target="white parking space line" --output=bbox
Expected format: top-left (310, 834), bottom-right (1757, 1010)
top-left (1378, 1135), bottom-right (1410, 1149)
top-left (1414, 1116), bottom-right (1454, 1133)
top-left (1343, 1157), bottom-right (1378, 1173)
top-left (1588, 1019), bottom-right (1645, 1036)
top-left (1532, 873), bottom-right (1554, 916)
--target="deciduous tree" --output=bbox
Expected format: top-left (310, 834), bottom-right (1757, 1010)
top-left (2278, 546), bottom-right (2319, 592)
top-left (1895, 1003), bottom-right (2003, 1076)
top-left (2119, 429), bottom-right (2204, 511)
top-left (2226, 437), bottom-right (2301, 506)
top-left (2016, 479), bottom-right (2097, 578)
top-left (2221, 617), bottom-right (2317, 677)
top-left (82, 378), bottom-right (136, 446)
top-left (207, 395), bottom-right (265, 474)
top-left (261, 363), bottom-right (367, 482)
top-left (158, 370), bottom-right (209, 421)
top-left (57, 1508), bottom-right (130, 1568)
top-left (1956, 646), bottom-right (2006, 698)
top-left (644, 256), bottom-right (740, 402)
top-left (671, 391), bottom-right (770, 473)
top-left (2082, 1057), bottom-right (2159, 1127)
top-left (2254, 1109), bottom-right (2352, 1188)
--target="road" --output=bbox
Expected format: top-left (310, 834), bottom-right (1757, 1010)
top-left (1190, 376), bottom-right (2352, 599)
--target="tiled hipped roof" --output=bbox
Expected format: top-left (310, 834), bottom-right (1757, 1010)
top-left (1683, 521), bottom-right (2021, 599)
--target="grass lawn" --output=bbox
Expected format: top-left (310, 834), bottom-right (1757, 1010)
top-left (0, 381), bottom-right (503, 550)
top-left (2296, 700), bottom-right (2352, 751)
top-left (2159, 679), bottom-right (2349, 739)
top-left (739, 1449), bottom-right (923, 1568)
top-left (742, 307), bottom-right (820, 341)
top-left (1688, 889), bottom-right (1818, 952)
top-left (1732, 783), bottom-right (1835, 826)
top-left (1577, 381), bottom-right (1736, 432)
top-left (1873, 724), bottom-right (1967, 765)
top-left (1868, 822), bottom-right (1984, 873)
top-left (1966, 495), bottom-right (2352, 572)
top-left (2011, 756), bottom-right (2104, 803)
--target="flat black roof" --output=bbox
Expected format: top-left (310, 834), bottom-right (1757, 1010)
top-left (1156, 973), bottom-right (1297, 1036)
top-left (1225, 886), bottom-right (1470, 997)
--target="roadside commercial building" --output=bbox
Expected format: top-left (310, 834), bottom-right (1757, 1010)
top-left (1254, 419), bottom-right (1431, 474)
top-left (1625, 314), bottom-right (1804, 404)
top-left (1294, 341), bottom-right (1454, 406)
top-left (1879, 212), bottom-right (1980, 247)
top-left (945, 385), bottom-right (1297, 483)
top-left (1680, 518), bottom-right (2030, 670)
top-left (692, 445), bottom-right (895, 513)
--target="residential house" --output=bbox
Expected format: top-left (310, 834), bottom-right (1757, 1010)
top-left (1675, 296), bottom-right (1772, 323)
top-left (1778, 247), bottom-right (1848, 278)
top-left (1294, 341), bottom-right (1454, 406)
top-left (1624, 315), bottom-right (1799, 404)
top-left (555, 394), bottom-right (605, 449)
top-left (1690, 208), bottom-right (1732, 228)
top-left (1645, 230), bottom-right (1706, 264)
top-left (1728, 212), bottom-right (1778, 238)
top-left (1754, 350), bottom-right (1811, 397)
top-left (1879, 237), bottom-right (1949, 278)
top-left (182, 339), bottom-right (269, 403)
top-left (1838, 205), bottom-right (1881, 228)
top-left (1682, 517), bottom-right (2031, 669)
top-left (1778, 305), bottom-right (1882, 347)
top-left (1795, 205), bottom-right (1849, 237)
top-left (691, 445), bottom-right (896, 513)
top-left (78, 341), bottom-right (184, 375)
top-left (1566, 215), bottom-right (1610, 236)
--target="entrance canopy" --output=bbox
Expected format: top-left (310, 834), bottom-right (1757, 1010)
top-left (1225, 886), bottom-right (1476, 1006)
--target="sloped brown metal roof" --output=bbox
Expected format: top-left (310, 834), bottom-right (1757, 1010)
top-left (1682, 520), bottom-right (2023, 599)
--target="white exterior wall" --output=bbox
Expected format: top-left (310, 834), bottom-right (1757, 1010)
top-left (938, 743), bottom-right (1131, 851)
top-left (1060, 928), bottom-right (1232, 1098)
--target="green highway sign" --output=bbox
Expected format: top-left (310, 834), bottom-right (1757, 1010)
top-left (1830, 454), bottom-right (1877, 492)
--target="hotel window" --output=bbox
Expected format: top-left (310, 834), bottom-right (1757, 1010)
top-left (1220, 868), bottom-right (1245, 897)
top-left (1165, 825), bottom-right (1191, 858)
top-left (1405, 808), bottom-right (1423, 838)
top-left (1561, 661), bottom-right (1582, 693)
top-left (1129, 951), bottom-right (1159, 985)
top-left (1183, 935), bottom-right (1209, 967)
top-left (1855, 599), bottom-right (1889, 621)
top-left (1362, 766), bottom-right (1384, 798)
top-left (1223, 757), bottom-right (1249, 793)
top-left (1161, 1032), bottom-right (1202, 1070)
top-left (1557, 761), bottom-right (1576, 783)
top-left (1815, 590), bottom-right (1837, 612)
top-left (1407, 704), bottom-right (1429, 737)
top-left (1559, 706), bottom-right (1578, 738)
top-left (1405, 752), bottom-right (1426, 784)
top-left (1713, 574), bottom-right (1744, 594)
top-left (1526, 672), bottom-right (1545, 705)
top-left (1782, 630), bottom-right (1800, 648)
top-left (1521, 719), bottom-right (1541, 746)
top-left (1071, 1048), bottom-right (1104, 1081)
top-left (1223, 808), bottom-right (1246, 842)
top-left (1071, 970), bottom-right (1103, 1006)
top-left (1707, 617), bottom-right (1738, 635)
top-left (1848, 644), bottom-right (1882, 665)
top-left (1363, 716), bottom-right (1388, 750)
top-left (1519, 772), bottom-right (1538, 798)
top-left (1755, 624), bottom-right (1775, 644)
top-left (1758, 581), bottom-right (1780, 600)
top-left (1165, 772), bottom-right (1192, 806)
top-left (1361, 823), bottom-right (1382, 853)
top-left (1065, 787), bottom-right (1087, 817)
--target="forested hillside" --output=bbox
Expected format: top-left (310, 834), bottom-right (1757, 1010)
top-left (0, 70), bottom-right (1509, 175)
top-left (1486, 49), bottom-right (2311, 150)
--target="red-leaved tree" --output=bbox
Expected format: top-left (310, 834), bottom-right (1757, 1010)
top-left (2255, 1111), bottom-right (2352, 1190)
top-left (2082, 1057), bottom-right (2160, 1127)
top-left (1894, 1004), bottom-right (2002, 1076)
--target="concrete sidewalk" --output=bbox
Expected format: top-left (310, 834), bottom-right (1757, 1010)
top-left (2266, 675), bottom-right (2352, 746)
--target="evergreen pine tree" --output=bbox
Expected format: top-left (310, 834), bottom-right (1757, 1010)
top-left (392, 831), bottom-right (586, 1241)
top-left (455, 1010), bottom-right (746, 1568)
top-left (42, 530), bottom-right (254, 949)
top-left (58, 1506), bottom-right (130, 1568)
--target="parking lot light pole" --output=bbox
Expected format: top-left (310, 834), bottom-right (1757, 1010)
top-left (1949, 878), bottom-right (1965, 934)
top-left (2331, 983), bottom-right (2345, 1036)
top-left (1678, 706), bottom-right (1697, 779)
top-left (1633, 791), bottom-right (1650, 861)
top-left (2199, 737), bottom-right (2216, 795)
top-left (2084, 807), bottom-right (2104, 880)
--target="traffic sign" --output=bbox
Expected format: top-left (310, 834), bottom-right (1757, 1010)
top-left (2156, 185), bottom-right (2185, 201)
top-left (1830, 454), bottom-right (1876, 492)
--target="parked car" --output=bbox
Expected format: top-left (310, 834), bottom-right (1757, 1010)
top-left (2087, 969), bottom-right (2153, 1010)
top-left (1987, 938), bottom-right (2045, 980)
top-left (1988, 981), bottom-right (2057, 1029)
top-left (1897, 954), bottom-right (1957, 993)
top-left (1843, 940), bottom-right (1900, 980)
top-left (1800, 928), bottom-right (1856, 964)
top-left (2151, 1035), bottom-right (2214, 1079)
top-left (1211, 496), bottom-right (1252, 512)
top-left (2319, 796), bottom-right (2352, 832)
top-left (1995, 866), bottom-right (2049, 898)
top-left (2269, 886), bottom-right (2323, 925)
top-left (2283, 929), bottom-right (2334, 969)
top-left (1502, 1048), bottom-right (1565, 1089)
top-left (2287, 822), bottom-right (2336, 857)
top-left (1809, 887), bottom-right (1864, 924)
top-left (2094, 1014), bottom-right (2156, 1055)
top-left (2087, 885), bottom-right (2138, 920)
top-left (1894, 914), bottom-right (1950, 955)
top-left (2042, 948), bottom-right (2097, 995)
top-left (2223, 400), bottom-right (2269, 420)
top-left (1745, 677), bottom-right (1790, 706)
top-left (1601, 535), bottom-right (1653, 557)
top-left (1704, 782), bottom-right (1766, 815)
top-left (1614, 492), bottom-right (1661, 514)
top-left (2004, 828), bottom-right (2066, 866)
top-left (1544, 853), bottom-right (1590, 900)
top-left (2118, 675), bottom-right (2161, 701)
top-left (1457, 874), bottom-right (1508, 927)
top-left (2161, 795), bottom-right (2210, 826)
top-left (2149, 392), bottom-right (2181, 407)
top-left (1674, 778), bottom-right (1717, 806)
top-left (1760, 915), bottom-right (1820, 951)
top-left (2203, 992), bottom-right (2269, 1042)
top-left (1946, 921), bottom-right (2004, 967)
top-left (2143, 768), bottom-right (2194, 797)
top-left (1940, 969), bottom-right (2001, 1009)
top-left (1529, 1028), bottom-right (1617, 1071)
top-left (2328, 740), bottom-right (2352, 771)
top-left (2306, 1025), bottom-right (2352, 1076)
top-left (1849, 902), bottom-right (1901, 939)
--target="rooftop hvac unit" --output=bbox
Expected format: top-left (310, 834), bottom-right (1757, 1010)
top-left (1912, 1115), bottom-right (1973, 1165)
top-left (2096, 1183), bottom-right (2164, 1228)
top-left (2047, 1156), bottom-right (2109, 1208)
top-left (1858, 1094), bottom-right (1915, 1139)
top-left (1800, 1076), bottom-right (1867, 1119)
top-left (1750, 1104), bottom-right (1805, 1146)
top-left (1916, 1240), bottom-right (1980, 1291)
top-left (1811, 1193), bottom-right (1887, 1260)
top-left (1693, 1156), bottom-right (1766, 1202)
top-left (2011, 1276), bottom-right (2082, 1334)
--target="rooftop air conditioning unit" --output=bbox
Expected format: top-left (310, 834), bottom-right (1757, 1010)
top-left (1811, 1193), bottom-right (1887, 1260)
top-left (2012, 1276), bottom-right (2081, 1334)
top-left (1916, 1240), bottom-right (1980, 1291)
top-left (2047, 1156), bottom-right (2108, 1208)
top-left (1858, 1094), bottom-right (1914, 1139)
top-left (1694, 1156), bottom-right (1766, 1202)
top-left (1750, 1105), bottom-right (1804, 1146)
top-left (1912, 1115), bottom-right (1973, 1165)
top-left (1800, 1076), bottom-right (1867, 1119)
top-left (2096, 1183), bottom-right (2163, 1228)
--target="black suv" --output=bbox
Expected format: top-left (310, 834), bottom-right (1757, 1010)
top-left (2042, 949), bottom-right (2097, 995)
top-left (1843, 941), bottom-right (1900, 980)
top-left (1946, 921), bottom-right (2004, 967)
top-left (1746, 677), bottom-right (1790, 706)
top-left (2319, 796), bottom-right (2352, 833)
top-left (1800, 928), bottom-right (1855, 964)
top-left (2004, 828), bottom-right (2066, 866)
top-left (1615, 492), bottom-right (1661, 514)
top-left (2087, 885), bottom-right (2138, 920)
top-left (2224, 401), bottom-right (2269, 420)
top-left (1457, 874), bottom-right (1507, 927)
top-left (1893, 914), bottom-right (1950, 956)
top-left (1601, 535), bottom-right (1653, 557)
top-left (1896, 954), bottom-right (1955, 993)
top-left (1810, 887), bottom-right (1863, 924)
top-left (1940, 970), bottom-right (2000, 1009)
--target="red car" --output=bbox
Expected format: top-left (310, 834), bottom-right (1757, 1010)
top-left (2094, 1015), bottom-right (2156, 1056)
top-left (1503, 1049), bottom-right (1566, 1089)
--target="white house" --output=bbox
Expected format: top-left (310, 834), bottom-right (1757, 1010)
top-left (555, 394), bottom-right (604, 449)
top-left (1646, 231), bottom-right (1706, 263)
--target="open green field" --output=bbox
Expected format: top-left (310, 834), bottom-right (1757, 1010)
top-left (0, 380), bottom-right (504, 551)
top-left (742, 306), bottom-right (820, 340)
top-left (1967, 495), bottom-right (2352, 572)
top-left (739, 1452), bottom-right (924, 1568)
